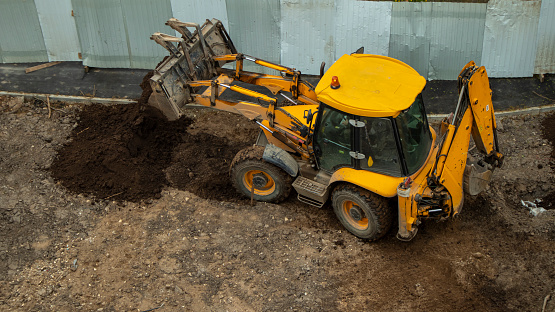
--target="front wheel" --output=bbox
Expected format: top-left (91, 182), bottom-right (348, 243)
top-left (230, 146), bottom-right (292, 203)
top-left (332, 185), bottom-right (393, 240)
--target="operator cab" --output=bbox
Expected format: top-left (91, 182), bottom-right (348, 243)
top-left (313, 53), bottom-right (432, 178)
top-left (313, 94), bottom-right (432, 177)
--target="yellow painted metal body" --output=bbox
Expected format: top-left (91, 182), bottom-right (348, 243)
top-left (329, 123), bottom-right (435, 200)
top-left (397, 144), bottom-right (439, 236)
top-left (395, 62), bottom-right (501, 239)
top-left (184, 50), bottom-right (500, 240)
top-left (315, 54), bottom-right (426, 118)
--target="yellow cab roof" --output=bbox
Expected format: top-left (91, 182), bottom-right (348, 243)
top-left (315, 54), bottom-right (426, 118)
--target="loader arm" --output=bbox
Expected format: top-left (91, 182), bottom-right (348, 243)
top-left (396, 61), bottom-right (503, 241)
top-left (148, 18), bottom-right (320, 159)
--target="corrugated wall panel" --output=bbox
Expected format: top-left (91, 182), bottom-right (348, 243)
top-left (0, 0), bottom-right (48, 63)
top-left (534, 0), bottom-right (555, 75)
top-left (171, 0), bottom-right (229, 31)
top-left (481, 0), bottom-right (541, 78)
top-left (390, 2), bottom-right (487, 80)
top-left (389, 3), bottom-right (432, 78)
top-left (73, 0), bottom-right (172, 69)
top-left (428, 3), bottom-right (486, 80)
top-left (334, 0), bottom-right (391, 59)
top-left (226, 0), bottom-right (281, 74)
top-left (72, 0), bottom-right (130, 68)
top-left (121, 0), bottom-right (174, 69)
top-left (281, 0), bottom-right (335, 75)
top-left (35, 0), bottom-right (81, 62)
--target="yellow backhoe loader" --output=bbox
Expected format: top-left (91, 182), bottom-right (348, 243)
top-left (147, 18), bottom-right (503, 241)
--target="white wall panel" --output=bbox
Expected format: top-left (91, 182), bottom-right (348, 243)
top-left (0, 0), bottom-right (48, 63)
top-left (334, 0), bottom-right (391, 59)
top-left (121, 0), bottom-right (174, 69)
top-left (35, 0), bottom-right (81, 61)
top-left (72, 0), bottom-right (130, 68)
top-left (389, 3), bottom-right (432, 78)
top-left (72, 0), bottom-right (173, 69)
top-left (226, 0), bottom-right (281, 74)
top-left (171, 0), bottom-right (229, 31)
top-left (281, 0), bottom-right (335, 75)
top-left (428, 3), bottom-right (486, 80)
top-left (481, 0), bottom-right (541, 77)
top-left (534, 0), bottom-right (555, 75)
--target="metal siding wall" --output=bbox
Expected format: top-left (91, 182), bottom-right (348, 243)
top-left (281, 0), bottom-right (335, 75)
top-left (1, 0), bottom-right (552, 77)
top-left (73, 0), bottom-right (172, 69)
top-left (390, 3), bottom-right (486, 80)
top-left (0, 0), bottom-right (48, 63)
top-left (171, 0), bottom-right (229, 31)
top-left (226, 0), bottom-right (281, 74)
top-left (334, 0), bottom-right (391, 59)
top-left (121, 0), bottom-right (174, 69)
top-left (481, 0), bottom-right (541, 78)
top-left (428, 3), bottom-right (486, 80)
top-left (534, 0), bottom-right (555, 74)
top-left (35, 0), bottom-right (81, 62)
top-left (389, 3), bottom-right (432, 78)
top-left (72, 0), bottom-right (130, 68)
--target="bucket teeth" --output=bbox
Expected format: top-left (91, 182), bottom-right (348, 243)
top-left (150, 32), bottom-right (182, 57)
top-left (165, 18), bottom-right (194, 40)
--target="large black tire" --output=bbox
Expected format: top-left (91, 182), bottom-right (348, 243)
top-left (332, 184), bottom-right (393, 240)
top-left (230, 146), bottom-right (292, 203)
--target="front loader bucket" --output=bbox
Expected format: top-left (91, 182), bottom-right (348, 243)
top-left (148, 18), bottom-right (236, 120)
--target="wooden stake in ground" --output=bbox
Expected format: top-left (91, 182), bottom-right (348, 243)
top-left (46, 95), bottom-right (52, 118)
top-left (25, 61), bottom-right (62, 74)
top-left (104, 191), bottom-right (123, 200)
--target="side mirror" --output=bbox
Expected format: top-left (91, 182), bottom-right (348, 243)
top-left (319, 62), bottom-right (326, 78)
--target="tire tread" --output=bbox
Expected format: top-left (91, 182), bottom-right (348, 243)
top-left (332, 184), bottom-right (393, 241)
top-left (230, 146), bottom-right (292, 203)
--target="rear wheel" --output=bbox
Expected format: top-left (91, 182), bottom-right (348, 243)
top-left (231, 146), bottom-right (292, 203)
top-left (332, 184), bottom-right (393, 240)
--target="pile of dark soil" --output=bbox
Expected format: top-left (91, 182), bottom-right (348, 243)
top-left (138, 71), bottom-right (154, 106)
top-left (166, 132), bottom-right (247, 201)
top-left (50, 104), bottom-right (190, 201)
top-left (49, 104), bottom-right (252, 202)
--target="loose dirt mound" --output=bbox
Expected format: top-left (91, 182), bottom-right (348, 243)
top-left (138, 71), bottom-right (154, 106)
top-left (50, 104), bottom-right (191, 201)
top-left (166, 132), bottom-right (250, 201)
top-left (49, 104), bottom-right (254, 202)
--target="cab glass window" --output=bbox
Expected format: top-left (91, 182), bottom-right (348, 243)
top-left (359, 117), bottom-right (402, 176)
top-left (395, 95), bottom-right (433, 175)
top-left (314, 105), bottom-right (352, 172)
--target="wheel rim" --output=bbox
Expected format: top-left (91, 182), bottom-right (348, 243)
top-left (242, 170), bottom-right (276, 196)
top-left (342, 200), bottom-right (369, 230)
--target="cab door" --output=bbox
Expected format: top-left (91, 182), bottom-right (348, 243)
top-left (313, 105), bottom-right (353, 172)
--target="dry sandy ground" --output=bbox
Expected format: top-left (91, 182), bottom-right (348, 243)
top-left (1, 96), bottom-right (554, 312)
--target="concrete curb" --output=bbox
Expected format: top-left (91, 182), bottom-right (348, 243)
top-left (428, 103), bottom-right (555, 121)
top-left (0, 91), bottom-right (137, 105)
top-left (2, 90), bottom-right (554, 119)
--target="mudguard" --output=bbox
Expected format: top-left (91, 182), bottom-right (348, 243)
top-left (262, 144), bottom-right (299, 177)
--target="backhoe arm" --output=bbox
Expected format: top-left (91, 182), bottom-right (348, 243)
top-left (397, 61), bottom-right (503, 241)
